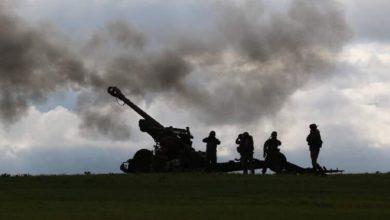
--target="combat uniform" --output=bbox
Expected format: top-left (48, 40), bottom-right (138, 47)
top-left (306, 126), bottom-right (323, 172)
top-left (203, 135), bottom-right (221, 170)
top-left (262, 137), bottom-right (281, 174)
top-left (236, 133), bottom-right (254, 174)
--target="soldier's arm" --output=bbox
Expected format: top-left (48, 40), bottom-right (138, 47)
top-left (216, 139), bottom-right (221, 145)
top-left (235, 138), bottom-right (240, 145)
top-left (203, 137), bottom-right (208, 143)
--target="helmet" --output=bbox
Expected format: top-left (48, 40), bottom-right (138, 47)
top-left (243, 132), bottom-right (249, 136)
top-left (210, 131), bottom-right (216, 136)
top-left (309, 124), bottom-right (317, 129)
top-left (271, 131), bottom-right (277, 137)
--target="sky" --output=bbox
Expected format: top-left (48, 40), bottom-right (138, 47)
top-left (0, 0), bottom-right (389, 174)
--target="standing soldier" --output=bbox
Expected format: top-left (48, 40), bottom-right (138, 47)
top-left (262, 131), bottom-right (282, 174)
top-left (306, 124), bottom-right (323, 172)
top-left (236, 132), bottom-right (255, 174)
top-left (203, 131), bottom-right (221, 171)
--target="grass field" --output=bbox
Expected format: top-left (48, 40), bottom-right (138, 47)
top-left (0, 173), bottom-right (390, 220)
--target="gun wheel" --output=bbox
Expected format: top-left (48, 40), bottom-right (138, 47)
top-left (133, 149), bottom-right (153, 172)
top-left (269, 152), bottom-right (287, 174)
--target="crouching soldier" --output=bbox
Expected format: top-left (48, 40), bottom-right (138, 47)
top-left (203, 131), bottom-right (221, 171)
top-left (236, 132), bottom-right (255, 174)
top-left (262, 131), bottom-right (282, 174)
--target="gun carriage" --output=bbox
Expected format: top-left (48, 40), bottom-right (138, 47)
top-left (108, 86), bottom-right (342, 175)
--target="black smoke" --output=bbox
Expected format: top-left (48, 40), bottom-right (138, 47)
top-left (0, 1), bottom-right (352, 139)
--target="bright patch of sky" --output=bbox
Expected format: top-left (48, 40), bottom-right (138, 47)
top-left (35, 90), bottom-right (79, 112)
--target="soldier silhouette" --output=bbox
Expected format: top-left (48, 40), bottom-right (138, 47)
top-left (306, 124), bottom-right (323, 172)
top-left (203, 131), bottom-right (221, 171)
top-left (236, 132), bottom-right (255, 174)
top-left (262, 131), bottom-right (282, 174)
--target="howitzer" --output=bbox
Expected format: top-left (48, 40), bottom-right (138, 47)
top-left (108, 86), bottom-right (202, 172)
top-left (108, 86), bottom-right (343, 175)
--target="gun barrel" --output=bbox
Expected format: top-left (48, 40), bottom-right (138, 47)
top-left (107, 86), bottom-right (164, 129)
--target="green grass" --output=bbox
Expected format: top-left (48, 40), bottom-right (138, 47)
top-left (0, 173), bottom-right (390, 220)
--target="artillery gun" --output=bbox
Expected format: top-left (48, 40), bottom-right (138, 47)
top-left (108, 86), bottom-right (343, 175)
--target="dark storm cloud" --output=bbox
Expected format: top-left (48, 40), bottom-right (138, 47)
top-left (0, 0), bottom-right (351, 139)
top-left (83, 0), bottom-right (351, 125)
top-left (84, 20), bottom-right (146, 54)
top-left (166, 0), bottom-right (352, 124)
top-left (0, 5), bottom-right (134, 139)
top-left (0, 4), bottom-right (95, 122)
top-left (103, 51), bottom-right (191, 95)
top-left (76, 21), bottom-right (193, 139)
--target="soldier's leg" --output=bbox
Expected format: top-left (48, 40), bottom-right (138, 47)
top-left (310, 148), bottom-right (321, 171)
top-left (310, 150), bottom-right (316, 168)
top-left (241, 155), bottom-right (248, 174)
top-left (205, 152), bottom-right (211, 171)
top-left (314, 148), bottom-right (322, 171)
top-left (211, 152), bottom-right (217, 170)
top-left (262, 157), bottom-right (268, 174)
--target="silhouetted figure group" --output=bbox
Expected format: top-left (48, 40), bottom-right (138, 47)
top-left (203, 123), bottom-right (323, 174)
top-left (109, 86), bottom-right (335, 174)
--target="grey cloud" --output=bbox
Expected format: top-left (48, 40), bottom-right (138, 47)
top-left (0, 5), bottom-right (128, 138)
top-left (79, 108), bottom-right (132, 141)
top-left (171, 0), bottom-right (352, 124)
top-left (83, 20), bottom-right (145, 55)
top-left (92, 0), bottom-right (352, 126)
top-left (342, 0), bottom-right (390, 43)
top-left (0, 5), bottom-right (95, 122)
top-left (0, 0), bottom-right (351, 139)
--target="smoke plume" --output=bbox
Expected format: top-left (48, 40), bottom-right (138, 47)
top-left (0, 1), bottom-right (351, 139)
